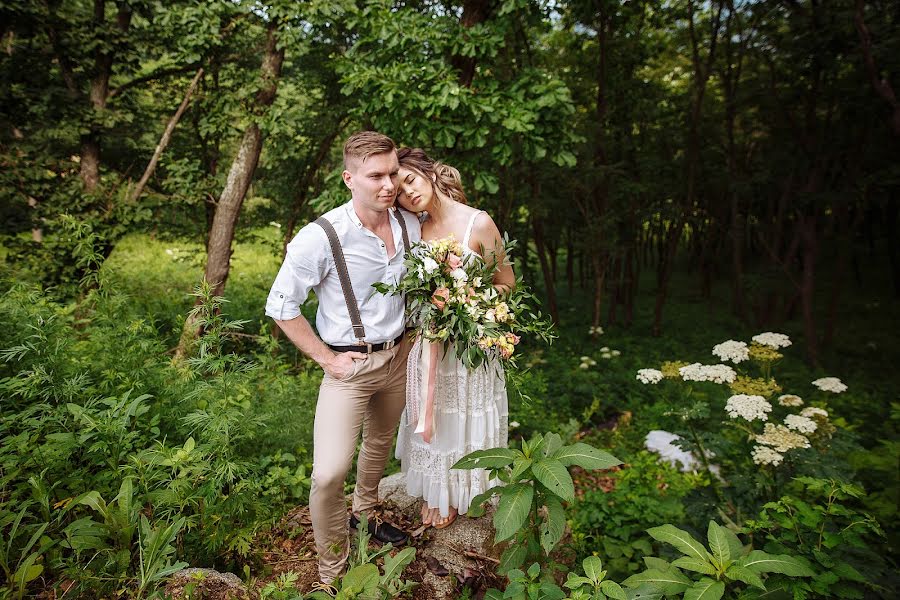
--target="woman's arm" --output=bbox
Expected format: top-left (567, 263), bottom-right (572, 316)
top-left (468, 212), bottom-right (515, 293)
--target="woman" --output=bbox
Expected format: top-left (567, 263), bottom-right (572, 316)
top-left (393, 148), bottom-right (514, 528)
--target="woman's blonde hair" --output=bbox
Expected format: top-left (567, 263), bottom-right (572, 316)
top-left (396, 147), bottom-right (467, 206)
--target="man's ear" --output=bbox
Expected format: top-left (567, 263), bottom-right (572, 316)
top-left (342, 169), bottom-right (352, 190)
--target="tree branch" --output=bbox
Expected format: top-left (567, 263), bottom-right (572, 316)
top-left (108, 63), bottom-right (202, 99)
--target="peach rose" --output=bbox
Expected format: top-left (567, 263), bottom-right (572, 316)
top-left (431, 287), bottom-right (450, 310)
top-left (447, 253), bottom-right (462, 269)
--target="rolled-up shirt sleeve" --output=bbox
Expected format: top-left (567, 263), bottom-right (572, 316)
top-left (265, 226), bottom-right (329, 321)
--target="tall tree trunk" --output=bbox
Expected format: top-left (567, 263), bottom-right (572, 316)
top-left (823, 202), bottom-right (863, 347)
top-left (652, 217), bottom-right (684, 336)
top-left (855, 0), bottom-right (900, 137)
top-left (129, 68), bottom-right (204, 203)
top-left (176, 21), bottom-right (284, 359)
top-left (652, 0), bottom-right (724, 335)
top-left (531, 214), bottom-right (559, 325)
top-left (204, 22), bottom-right (284, 297)
top-left (451, 0), bottom-right (492, 87)
top-left (799, 215), bottom-right (819, 366)
top-left (80, 0), bottom-right (132, 192)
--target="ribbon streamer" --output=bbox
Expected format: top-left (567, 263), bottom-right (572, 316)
top-left (414, 338), bottom-right (439, 443)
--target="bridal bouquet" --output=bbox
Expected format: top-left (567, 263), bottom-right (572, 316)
top-left (373, 234), bottom-right (553, 370)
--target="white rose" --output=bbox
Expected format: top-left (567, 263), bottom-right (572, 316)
top-left (422, 257), bottom-right (439, 274)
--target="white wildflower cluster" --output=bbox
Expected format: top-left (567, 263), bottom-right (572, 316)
top-left (725, 395), bottom-right (772, 422)
top-left (589, 325), bottom-right (604, 336)
top-left (636, 369), bottom-right (664, 385)
top-left (579, 356), bottom-right (597, 370)
top-left (509, 421), bottom-right (520, 429)
top-left (784, 414), bottom-right (818, 434)
top-left (812, 377), bottom-right (848, 393)
top-left (751, 445), bottom-right (784, 467)
top-left (752, 332), bottom-right (792, 349)
top-left (269, 221), bottom-right (282, 228)
top-left (164, 248), bottom-right (191, 262)
top-left (801, 406), bottom-right (828, 419)
top-left (778, 394), bottom-right (803, 407)
top-left (679, 363), bottom-right (737, 384)
top-left (712, 340), bottom-right (749, 364)
top-left (600, 346), bottom-right (621, 359)
top-left (755, 423), bottom-right (811, 453)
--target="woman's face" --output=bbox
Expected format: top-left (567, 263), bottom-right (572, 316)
top-left (396, 166), bottom-right (434, 213)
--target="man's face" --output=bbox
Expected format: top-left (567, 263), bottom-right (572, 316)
top-left (343, 151), bottom-right (399, 213)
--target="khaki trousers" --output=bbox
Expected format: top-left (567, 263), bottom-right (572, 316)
top-left (310, 336), bottom-right (411, 582)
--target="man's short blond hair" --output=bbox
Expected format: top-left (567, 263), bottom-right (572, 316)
top-left (343, 131), bottom-right (396, 170)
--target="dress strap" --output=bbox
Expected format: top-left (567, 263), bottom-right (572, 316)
top-left (462, 211), bottom-right (485, 250)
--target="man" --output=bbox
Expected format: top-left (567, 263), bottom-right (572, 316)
top-left (265, 131), bottom-right (420, 586)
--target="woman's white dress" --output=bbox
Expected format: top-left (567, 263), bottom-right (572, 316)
top-left (395, 211), bottom-right (509, 518)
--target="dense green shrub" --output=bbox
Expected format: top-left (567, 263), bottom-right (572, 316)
top-left (0, 280), bottom-right (321, 597)
top-left (570, 451), bottom-right (702, 579)
top-left (745, 477), bottom-right (894, 598)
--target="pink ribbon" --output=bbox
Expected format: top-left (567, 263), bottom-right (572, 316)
top-left (415, 339), bottom-right (439, 444)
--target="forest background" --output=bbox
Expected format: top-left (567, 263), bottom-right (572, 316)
top-left (0, 0), bottom-right (898, 598)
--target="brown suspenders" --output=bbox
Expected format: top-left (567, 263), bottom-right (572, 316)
top-left (314, 208), bottom-right (411, 344)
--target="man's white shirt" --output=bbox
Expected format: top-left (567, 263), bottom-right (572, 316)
top-left (265, 201), bottom-right (421, 346)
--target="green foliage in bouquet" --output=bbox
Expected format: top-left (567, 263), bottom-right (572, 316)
top-left (452, 432), bottom-right (621, 575)
top-left (621, 521), bottom-right (814, 600)
top-left (745, 477), bottom-right (891, 599)
top-left (373, 235), bottom-right (554, 369)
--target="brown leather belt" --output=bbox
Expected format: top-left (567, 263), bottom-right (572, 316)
top-left (328, 332), bottom-right (404, 354)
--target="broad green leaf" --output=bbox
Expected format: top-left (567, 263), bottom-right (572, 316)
top-left (531, 459), bottom-right (574, 502)
top-left (583, 555), bottom-right (604, 582)
top-left (601, 580), bottom-right (628, 600)
top-left (498, 544), bottom-right (526, 576)
top-left (484, 589), bottom-right (504, 600)
top-left (381, 547), bottom-right (415, 583)
top-left (542, 432), bottom-right (563, 457)
top-left (725, 564), bottom-right (766, 590)
top-left (831, 561), bottom-right (865, 583)
top-left (552, 443), bottom-right (622, 470)
top-left (621, 569), bottom-right (691, 595)
top-left (539, 495), bottom-right (566, 554)
top-left (720, 525), bottom-right (744, 560)
top-left (646, 525), bottom-right (710, 562)
top-left (539, 581), bottom-right (567, 600)
top-left (63, 517), bottom-right (107, 552)
top-left (465, 489), bottom-right (498, 518)
top-left (341, 563), bottom-right (379, 594)
top-left (735, 551), bottom-right (815, 577)
top-left (707, 521), bottom-right (730, 565)
top-left (14, 560), bottom-right (43, 585)
top-left (643, 557), bottom-right (676, 572)
top-left (509, 457), bottom-right (532, 481)
top-left (683, 578), bottom-right (725, 600)
top-left (493, 484), bottom-right (533, 542)
top-left (75, 491), bottom-right (108, 518)
top-left (452, 448), bottom-right (519, 470)
top-left (625, 583), bottom-right (665, 600)
top-left (672, 557), bottom-right (716, 576)
top-left (564, 574), bottom-right (594, 589)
